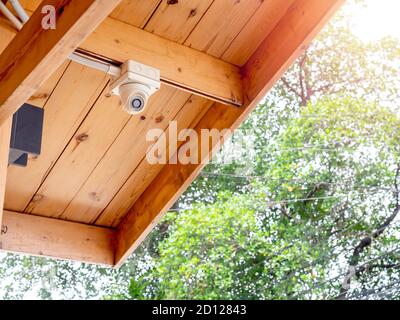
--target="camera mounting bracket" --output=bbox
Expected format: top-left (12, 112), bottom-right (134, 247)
top-left (110, 60), bottom-right (160, 97)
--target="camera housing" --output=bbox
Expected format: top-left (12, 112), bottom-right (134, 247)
top-left (110, 60), bottom-right (160, 115)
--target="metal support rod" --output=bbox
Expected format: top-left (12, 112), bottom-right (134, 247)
top-left (9, 0), bottom-right (29, 23)
top-left (0, 1), bottom-right (23, 30)
top-left (69, 52), bottom-right (121, 77)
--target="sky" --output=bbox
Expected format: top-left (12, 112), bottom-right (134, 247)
top-left (350, 0), bottom-right (400, 41)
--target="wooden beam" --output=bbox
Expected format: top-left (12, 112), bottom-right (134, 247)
top-left (114, 0), bottom-right (344, 267)
top-left (0, 119), bottom-right (12, 226)
top-left (242, 0), bottom-right (345, 104)
top-left (79, 18), bottom-right (243, 106)
top-left (0, 0), bottom-right (122, 125)
top-left (0, 17), bottom-right (16, 52)
top-left (7, 1), bottom-right (244, 106)
top-left (0, 211), bottom-right (115, 265)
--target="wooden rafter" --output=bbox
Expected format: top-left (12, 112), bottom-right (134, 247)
top-left (6, 3), bottom-right (243, 106)
top-left (1, 211), bottom-right (115, 265)
top-left (0, 0), bottom-right (122, 125)
top-left (0, 0), bottom-right (121, 261)
top-left (79, 18), bottom-right (243, 106)
top-left (0, 119), bottom-right (12, 226)
top-left (114, 0), bottom-right (345, 267)
top-left (5, 1), bottom-right (243, 106)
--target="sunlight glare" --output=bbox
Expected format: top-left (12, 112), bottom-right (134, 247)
top-left (351, 0), bottom-right (400, 42)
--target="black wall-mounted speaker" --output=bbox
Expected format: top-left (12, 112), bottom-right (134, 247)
top-left (9, 104), bottom-right (44, 167)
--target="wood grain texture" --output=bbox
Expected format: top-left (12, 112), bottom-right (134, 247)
top-left (5, 62), bottom-right (108, 213)
top-left (93, 0), bottom-right (221, 228)
top-left (19, 0), bottom-right (161, 28)
top-left (0, 210), bottom-right (115, 266)
top-left (114, 0), bottom-right (344, 266)
top-left (222, 0), bottom-right (297, 66)
top-left (110, 0), bottom-right (162, 27)
top-left (184, 0), bottom-right (263, 58)
top-left (61, 86), bottom-right (191, 224)
top-left (0, 0), bottom-right (122, 125)
top-left (0, 119), bottom-right (12, 225)
top-left (80, 18), bottom-right (243, 106)
top-left (145, 0), bottom-right (213, 44)
top-left (97, 95), bottom-right (213, 228)
top-left (25, 88), bottom-right (131, 218)
top-left (0, 17), bottom-right (16, 52)
top-left (26, 61), bottom-right (70, 108)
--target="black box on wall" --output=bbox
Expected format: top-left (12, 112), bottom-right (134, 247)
top-left (9, 104), bottom-right (44, 167)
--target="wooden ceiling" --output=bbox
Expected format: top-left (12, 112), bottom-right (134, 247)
top-left (0, 0), bottom-right (343, 266)
top-left (4, 0), bottom-right (295, 227)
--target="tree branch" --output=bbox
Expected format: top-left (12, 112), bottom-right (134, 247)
top-left (298, 53), bottom-right (309, 106)
top-left (280, 76), bottom-right (302, 99)
top-left (394, 162), bottom-right (400, 207)
top-left (337, 163), bottom-right (400, 300)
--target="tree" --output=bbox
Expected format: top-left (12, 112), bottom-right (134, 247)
top-left (185, 3), bottom-right (400, 205)
top-left (123, 97), bottom-right (400, 300)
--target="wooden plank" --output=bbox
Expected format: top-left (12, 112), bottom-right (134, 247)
top-left (27, 61), bottom-right (70, 108)
top-left (184, 0), bottom-right (263, 58)
top-left (19, 0), bottom-right (161, 28)
top-left (0, 211), bottom-right (115, 266)
top-left (60, 0), bottom-right (217, 227)
top-left (0, 119), bottom-right (12, 226)
top-left (144, 0), bottom-right (213, 44)
top-left (0, 0), bottom-right (122, 125)
top-left (61, 86), bottom-right (190, 224)
top-left (110, 0), bottom-right (162, 27)
top-left (24, 88), bottom-right (131, 218)
top-left (13, 0), bottom-right (42, 11)
top-left (114, 0), bottom-right (344, 266)
top-left (3, 62), bottom-right (68, 212)
top-left (222, 0), bottom-right (297, 66)
top-left (16, 0), bottom-right (243, 106)
top-left (0, 20), bottom-right (70, 108)
top-left (0, 26), bottom-right (68, 220)
top-left (80, 18), bottom-right (243, 106)
top-left (97, 95), bottom-right (213, 227)
top-left (4, 62), bottom-right (108, 213)
top-left (0, 17), bottom-right (16, 52)
top-left (92, 0), bottom-right (216, 228)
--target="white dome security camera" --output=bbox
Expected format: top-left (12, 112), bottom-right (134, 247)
top-left (118, 83), bottom-right (149, 114)
top-left (110, 60), bottom-right (160, 115)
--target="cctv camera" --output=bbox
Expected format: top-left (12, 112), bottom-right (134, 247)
top-left (110, 60), bottom-right (160, 115)
top-left (118, 82), bottom-right (150, 114)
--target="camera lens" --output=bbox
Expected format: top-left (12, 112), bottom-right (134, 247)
top-left (131, 96), bottom-right (144, 111)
